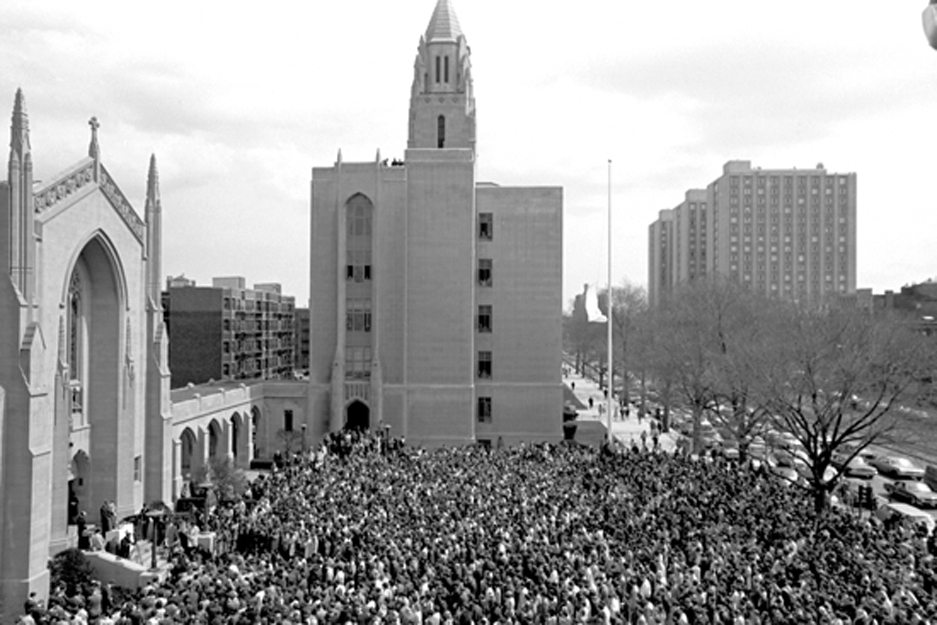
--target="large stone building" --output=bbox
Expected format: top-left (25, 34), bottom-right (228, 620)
top-left (163, 276), bottom-right (296, 388)
top-left (648, 160), bottom-right (857, 306)
top-left (0, 91), bottom-right (174, 612)
top-left (307, 0), bottom-right (564, 447)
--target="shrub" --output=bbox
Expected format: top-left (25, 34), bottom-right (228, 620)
top-left (49, 548), bottom-right (95, 595)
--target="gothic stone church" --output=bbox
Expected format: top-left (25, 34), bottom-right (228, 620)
top-left (0, 90), bottom-right (173, 610)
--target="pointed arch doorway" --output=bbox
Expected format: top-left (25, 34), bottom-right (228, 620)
top-left (345, 400), bottom-right (370, 431)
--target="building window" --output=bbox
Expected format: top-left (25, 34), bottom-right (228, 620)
top-left (444, 56), bottom-right (450, 83)
top-left (346, 250), bottom-right (372, 282)
top-left (435, 56), bottom-right (441, 83)
top-left (478, 259), bottom-right (492, 286)
top-left (346, 203), bottom-right (372, 237)
top-left (437, 115), bottom-right (446, 148)
top-left (477, 351), bottom-right (492, 379)
top-left (346, 299), bottom-right (372, 333)
top-left (346, 347), bottom-right (372, 380)
top-left (477, 397), bottom-right (492, 423)
top-left (68, 271), bottom-right (82, 381)
top-left (284, 409), bottom-right (294, 432)
top-left (478, 305), bottom-right (492, 332)
top-left (479, 213), bottom-right (493, 240)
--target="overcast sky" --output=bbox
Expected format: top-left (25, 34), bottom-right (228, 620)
top-left (3, 1), bottom-right (936, 309)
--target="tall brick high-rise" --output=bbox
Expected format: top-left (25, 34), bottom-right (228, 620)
top-left (649, 160), bottom-right (857, 306)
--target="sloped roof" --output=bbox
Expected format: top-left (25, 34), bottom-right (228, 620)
top-left (425, 0), bottom-right (462, 42)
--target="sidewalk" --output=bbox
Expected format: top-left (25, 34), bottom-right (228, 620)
top-left (563, 369), bottom-right (679, 453)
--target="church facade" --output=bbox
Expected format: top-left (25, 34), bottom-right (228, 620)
top-left (0, 90), bottom-right (173, 613)
top-left (308, 0), bottom-right (564, 446)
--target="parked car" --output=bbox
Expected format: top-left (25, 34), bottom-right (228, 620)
top-left (875, 502), bottom-right (936, 535)
top-left (770, 457), bottom-right (800, 484)
top-left (925, 465), bottom-right (937, 492)
top-left (869, 455), bottom-right (925, 480)
top-left (831, 453), bottom-right (878, 479)
top-left (885, 481), bottom-right (937, 508)
top-left (719, 438), bottom-right (740, 461)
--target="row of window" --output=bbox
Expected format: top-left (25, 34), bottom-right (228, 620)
top-left (223, 298), bottom-right (294, 312)
top-left (222, 357), bottom-right (292, 377)
top-left (730, 175), bottom-right (849, 187)
top-left (224, 338), bottom-right (293, 354)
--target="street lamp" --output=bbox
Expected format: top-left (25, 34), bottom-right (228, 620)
top-left (925, 1), bottom-right (937, 49)
top-left (146, 508), bottom-right (165, 570)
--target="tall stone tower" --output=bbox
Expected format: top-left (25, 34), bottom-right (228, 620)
top-left (408, 0), bottom-right (476, 150)
top-left (308, 0), bottom-right (562, 448)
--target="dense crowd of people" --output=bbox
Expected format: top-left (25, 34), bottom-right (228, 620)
top-left (21, 430), bottom-right (937, 624)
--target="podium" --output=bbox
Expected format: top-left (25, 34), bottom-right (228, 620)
top-left (196, 532), bottom-right (216, 554)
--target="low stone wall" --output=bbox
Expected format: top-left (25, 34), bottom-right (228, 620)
top-left (84, 552), bottom-right (150, 589)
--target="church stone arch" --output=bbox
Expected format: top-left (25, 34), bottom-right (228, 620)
top-left (60, 233), bottom-right (126, 523)
top-left (180, 427), bottom-right (197, 481)
top-left (208, 419), bottom-right (222, 460)
top-left (345, 400), bottom-right (370, 431)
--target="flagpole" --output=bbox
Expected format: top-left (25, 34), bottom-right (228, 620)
top-left (607, 159), bottom-right (613, 441)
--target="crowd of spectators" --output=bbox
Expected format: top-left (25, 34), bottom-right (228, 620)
top-left (20, 430), bottom-right (937, 624)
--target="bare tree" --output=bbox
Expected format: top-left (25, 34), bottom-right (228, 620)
top-left (602, 281), bottom-right (648, 405)
top-left (652, 281), bottom-right (728, 453)
top-left (761, 302), bottom-right (935, 514)
top-left (704, 285), bottom-right (777, 460)
top-left (276, 428), bottom-right (305, 456)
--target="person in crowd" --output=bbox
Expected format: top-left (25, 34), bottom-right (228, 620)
top-left (29, 427), bottom-right (937, 624)
top-left (76, 511), bottom-right (89, 551)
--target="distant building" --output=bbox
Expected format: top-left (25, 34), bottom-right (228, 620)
top-left (848, 280), bottom-right (937, 334)
top-left (649, 160), bottom-right (857, 305)
top-left (308, 0), bottom-right (564, 447)
top-left (294, 307), bottom-right (310, 371)
top-left (165, 276), bottom-right (296, 388)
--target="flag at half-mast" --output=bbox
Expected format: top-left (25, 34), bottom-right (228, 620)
top-left (583, 283), bottom-right (607, 323)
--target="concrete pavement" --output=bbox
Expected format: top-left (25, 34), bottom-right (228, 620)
top-left (563, 369), bottom-right (679, 453)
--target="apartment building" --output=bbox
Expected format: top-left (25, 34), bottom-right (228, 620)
top-left (649, 160), bottom-right (857, 303)
top-left (165, 276), bottom-right (295, 388)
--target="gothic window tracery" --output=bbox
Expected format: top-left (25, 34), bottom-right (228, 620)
top-left (68, 271), bottom-right (82, 380)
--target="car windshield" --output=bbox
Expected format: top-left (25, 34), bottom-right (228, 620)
top-left (895, 458), bottom-right (916, 468)
top-left (907, 482), bottom-right (930, 492)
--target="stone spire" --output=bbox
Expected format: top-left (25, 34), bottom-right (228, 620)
top-left (145, 154), bottom-right (162, 306)
top-left (6, 88), bottom-right (35, 301)
top-left (408, 0), bottom-right (475, 149)
top-left (146, 153), bottom-right (160, 205)
top-left (425, 0), bottom-right (463, 42)
top-left (10, 88), bottom-right (30, 159)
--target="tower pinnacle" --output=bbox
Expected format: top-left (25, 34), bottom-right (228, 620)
top-left (425, 0), bottom-right (462, 42)
top-left (408, 0), bottom-right (475, 150)
top-left (10, 88), bottom-right (30, 158)
top-left (146, 153), bottom-right (160, 206)
top-left (145, 153), bottom-right (162, 306)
